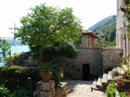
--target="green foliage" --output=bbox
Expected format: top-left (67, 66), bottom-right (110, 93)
top-left (51, 63), bottom-right (64, 86)
top-left (43, 42), bottom-right (77, 61)
top-left (5, 53), bottom-right (20, 65)
top-left (40, 63), bottom-right (55, 72)
top-left (125, 0), bottom-right (130, 40)
top-left (0, 65), bottom-right (22, 73)
top-left (97, 39), bottom-right (115, 47)
top-left (40, 63), bottom-right (64, 86)
top-left (0, 84), bottom-right (33, 97)
top-left (0, 66), bottom-right (40, 93)
top-left (0, 38), bottom-right (10, 62)
top-left (15, 4), bottom-right (82, 63)
top-left (10, 88), bottom-right (30, 97)
top-left (105, 81), bottom-right (115, 97)
top-left (89, 15), bottom-right (116, 47)
top-left (127, 70), bottom-right (130, 75)
top-left (127, 16), bottom-right (130, 40)
top-left (120, 56), bottom-right (127, 65)
top-left (123, 0), bottom-right (130, 5)
top-left (0, 84), bottom-right (10, 97)
top-left (119, 92), bottom-right (128, 97)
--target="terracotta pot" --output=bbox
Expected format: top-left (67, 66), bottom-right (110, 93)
top-left (41, 71), bottom-right (52, 81)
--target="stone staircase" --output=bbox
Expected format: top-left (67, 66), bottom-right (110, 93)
top-left (91, 66), bottom-right (125, 92)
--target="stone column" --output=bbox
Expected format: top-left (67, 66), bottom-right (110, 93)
top-left (35, 80), bottom-right (55, 97)
top-left (116, 0), bottom-right (124, 49)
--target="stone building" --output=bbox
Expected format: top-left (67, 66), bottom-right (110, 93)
top-left (65, 31), bottom-right (122, 80)
top-left (79, 31), bottom-right (97, 48)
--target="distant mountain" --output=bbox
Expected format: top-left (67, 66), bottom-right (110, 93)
top-left (88, 15), bottom-right (116, 47)
top-left (1, 37), bottom-right (22, 46)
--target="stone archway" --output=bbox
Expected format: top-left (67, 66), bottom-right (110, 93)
top-left (82, 64), bottom-right (90, 80)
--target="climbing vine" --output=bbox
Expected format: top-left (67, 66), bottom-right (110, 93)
top-left (124, 0), bottom-right (130, 39)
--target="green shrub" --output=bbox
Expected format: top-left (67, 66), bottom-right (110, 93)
top-left (127, 70), bottom-right (130, 75)
top-left (0, 84), bottom-right (10, 97)
top-left (105, 81), bottom-right (115, 97)
top-left (10, 88), bottom-right (31, 97)
top-left (119, 92), bottom-right (128, 97)
top-left (0, 66), bottom-right (40, 96)
top-left (0, 65), bottom-right (22, 72)
top-left (51, 63), bottom-right (64, 86)
top-left (5, 53), bottom-right (20, 65)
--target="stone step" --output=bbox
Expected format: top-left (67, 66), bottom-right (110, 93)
top-left (103, 73), bottom-right (108, 79)
top-left (91, 67), bottom-right (125, 92)
top-left (96, 78), bottom-right (102, 86)
top-left (107, 73), bottom-right (113, 81)
top-left (92, 80), bottom-right (97, 89)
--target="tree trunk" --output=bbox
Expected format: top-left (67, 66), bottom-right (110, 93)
top-left (39, 48), bottom-right (44, 65)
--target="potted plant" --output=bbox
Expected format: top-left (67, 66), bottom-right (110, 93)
top-left (40, 63), bottom-right (54, 81)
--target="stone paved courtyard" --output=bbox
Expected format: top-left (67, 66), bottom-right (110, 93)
top-left (65, 80), bottom-right (106, 97)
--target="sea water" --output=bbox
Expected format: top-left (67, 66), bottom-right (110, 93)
top-left (0, 45), bottom-right (30, 66)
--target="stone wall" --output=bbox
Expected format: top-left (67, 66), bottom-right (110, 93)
top-left (102, 48), bottom-right (122, 72)
top-left (65, 48), bottom-right (122, 80)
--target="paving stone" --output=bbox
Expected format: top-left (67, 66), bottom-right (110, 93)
top-left (64, 80), bottom-right (106, 97)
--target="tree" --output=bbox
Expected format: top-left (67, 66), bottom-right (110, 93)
top-left (0, 38), bottom-right (10, 62)
top-left (15, 4), bottom-right (82, 64)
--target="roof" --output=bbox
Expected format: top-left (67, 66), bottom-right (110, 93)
top-left (82, 31), bottom-right (97, 38)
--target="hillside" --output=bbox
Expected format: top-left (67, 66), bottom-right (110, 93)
top-left (1, 37), bottom-right (22, 46)
top-left (88, 15), bottom-right (116, 47)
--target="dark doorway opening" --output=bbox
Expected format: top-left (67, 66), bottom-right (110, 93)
top-left (82, 64), bottom-right (90, 80)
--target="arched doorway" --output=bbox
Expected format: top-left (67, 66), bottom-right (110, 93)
top-left (82, 64), bottom-right (90, 80)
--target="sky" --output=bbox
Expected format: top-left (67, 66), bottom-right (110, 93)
top-left (0, 0), bottom-right (116, 37)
